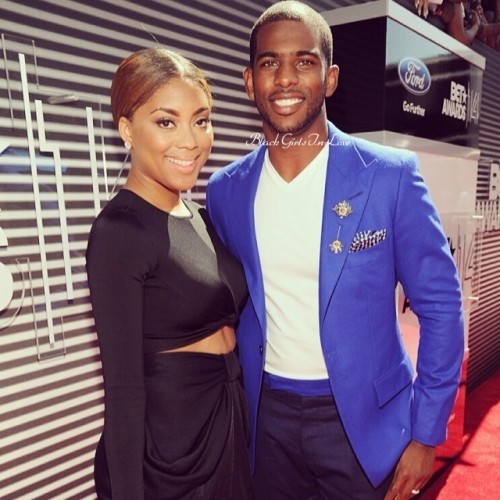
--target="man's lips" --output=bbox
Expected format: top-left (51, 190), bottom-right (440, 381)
top-left (270, 94), bottom-right (305, 113)
top-left (273, 97), bottom-right (303, 107)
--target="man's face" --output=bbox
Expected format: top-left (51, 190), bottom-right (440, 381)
top-left (244, 20), bottom-right (338, 138)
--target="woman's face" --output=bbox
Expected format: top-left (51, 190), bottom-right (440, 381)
top-left (120, 77), bottom-right (213, 201)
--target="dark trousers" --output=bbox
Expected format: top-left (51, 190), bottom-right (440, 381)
top-left (254, 381), bottom-right (393, 500)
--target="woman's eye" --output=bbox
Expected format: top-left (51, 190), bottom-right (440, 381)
top-left (157, 118), bottom-right (174, 128)
top-left (195, 117), bottom-right (210, 127)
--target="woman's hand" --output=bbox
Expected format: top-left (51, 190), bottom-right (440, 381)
top-left (414, 0), bottom-right (429, 18)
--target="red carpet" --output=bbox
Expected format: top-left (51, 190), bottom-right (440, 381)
top-left (420, 369), bottom-right (500, 499)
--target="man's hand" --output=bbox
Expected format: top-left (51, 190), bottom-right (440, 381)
top-left (384, 440), bottom-right (435, 499)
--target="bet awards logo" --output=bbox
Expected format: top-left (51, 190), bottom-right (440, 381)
top-left (398, 57), bottom-right (431, 95)
top-left (441, 80), bottom-right (480, 125)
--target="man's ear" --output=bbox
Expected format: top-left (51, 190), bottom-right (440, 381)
top-left (243, 67), bottom-right (255, 101)
top-left (118, 116), bottom-right (132, 145)
top-left (325, 65), bottom-right (340, 98)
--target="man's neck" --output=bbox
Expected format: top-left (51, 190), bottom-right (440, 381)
top-left (265, 124), bottom-right (329, 182)
top-left (267, 143), bottom-right (325, 182)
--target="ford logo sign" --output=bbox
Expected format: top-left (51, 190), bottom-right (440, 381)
top-left (398, 57), bottom-right (431, 95)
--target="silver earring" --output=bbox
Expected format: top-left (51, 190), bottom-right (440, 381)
top-left (124, 141), bottom-right (131, 150)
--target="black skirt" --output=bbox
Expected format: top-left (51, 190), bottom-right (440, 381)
top-left (95, 350), bottom-right (254, 499)
top-left (143, 350), bottom-right (254, 499)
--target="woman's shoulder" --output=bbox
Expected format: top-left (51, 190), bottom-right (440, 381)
top-left (94, 189), bottom-right (152, 230)
top-left (88, 190), bottom-right (155, 256)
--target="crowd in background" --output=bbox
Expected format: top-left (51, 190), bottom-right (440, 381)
top-left (414, 0), bottom-right (500, 50)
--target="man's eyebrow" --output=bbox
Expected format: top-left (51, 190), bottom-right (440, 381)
top-left (256, 51), bottom-right (280, 60)
top-left (256, 49), bottom-right (320, 60)
top-left (296, 50), bottom-right (320, 59)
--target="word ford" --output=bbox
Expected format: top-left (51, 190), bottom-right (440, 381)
top-left (398, 57), bottom-right (431, 95)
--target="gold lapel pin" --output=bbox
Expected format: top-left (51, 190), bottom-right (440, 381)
top-left (333, 200), bottom-right (352, 219)
top-left (329, 239), bottom-right (343, 254)
top-left (329, 226), bottom-right (343, 254)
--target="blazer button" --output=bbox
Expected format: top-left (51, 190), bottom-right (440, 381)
top-left (259, 345), bottom-right (264, 355)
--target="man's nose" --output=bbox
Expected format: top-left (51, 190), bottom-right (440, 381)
top-left (274, 62), bottom-right (299, 88)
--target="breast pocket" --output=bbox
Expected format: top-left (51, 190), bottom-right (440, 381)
top-left (344, 235), bottom-right (389, 268)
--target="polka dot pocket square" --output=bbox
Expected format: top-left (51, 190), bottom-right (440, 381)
top-left (348, 229), bottom-right (387, 253)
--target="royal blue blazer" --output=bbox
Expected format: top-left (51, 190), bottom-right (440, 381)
top-left (206, 122), bottom-right (464, 487)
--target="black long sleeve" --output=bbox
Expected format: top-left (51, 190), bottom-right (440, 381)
top-left (87, 209), bottom-right (155, 500)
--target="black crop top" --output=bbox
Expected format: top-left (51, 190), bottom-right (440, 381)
top-left (85, 189), bottom-right (248, 498)
top-left (87, 189), bottom-right (247, 352)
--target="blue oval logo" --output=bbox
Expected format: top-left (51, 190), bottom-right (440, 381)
top-left (398, 57), bottom-right (431, 95)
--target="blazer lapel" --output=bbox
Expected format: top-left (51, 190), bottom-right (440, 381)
top-left (229, 129), bottom-right (378, 336)
top-left (229, 147), bottom-right (267, 335)
top-left (319, 124), bottom-right (378, 327)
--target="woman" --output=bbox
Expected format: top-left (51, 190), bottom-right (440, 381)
top-left (86, 48), bottom-right (253, 499)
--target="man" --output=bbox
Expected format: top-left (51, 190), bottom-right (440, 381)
top-left (206, 1), bottom-right (464, 499)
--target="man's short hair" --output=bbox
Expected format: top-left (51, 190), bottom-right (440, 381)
top-left (249, 0), bottom-right (333, 67)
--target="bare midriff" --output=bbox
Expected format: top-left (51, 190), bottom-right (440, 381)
top-left (160, 325), bottom-right (236, 355)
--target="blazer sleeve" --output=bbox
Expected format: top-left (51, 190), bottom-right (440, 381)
top-left (393, 153), bottom-right (464, 446)
top-left (86, 210), bottom-right (154, 499)
top-left (205, 178), bottom-right (215, 224)
top-left (206, 172), bottom-right (229, 247)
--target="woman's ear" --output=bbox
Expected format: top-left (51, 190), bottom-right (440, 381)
top-left (118, 116), bottom-right (132, 145)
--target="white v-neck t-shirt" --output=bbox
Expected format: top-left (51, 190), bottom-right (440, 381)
top-left (254, 145), bottom-right (329, 379)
